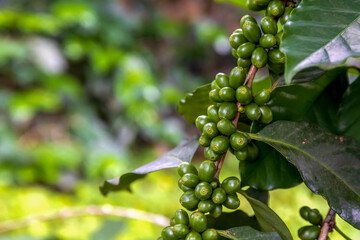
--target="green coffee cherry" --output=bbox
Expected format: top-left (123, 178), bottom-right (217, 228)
top-left (202, 228), bottom-right (218, 240)
top-left (221, 176), bottom-right (241, 194)
top-left (189, 211), bottom-right (207, 233)
top-left (203, 122), bottom-right (219, 139)
top-left (210, 180), bottom-right (219, 189)
top-left (233, 28), bottom-right (242, 34)
top-left (237, 57), bottom-right (251, 68)
top-left (178, 179), bottom-right (193, 192)
top-left (298, 225), bottom-right (320, 240)
top-left (260, 16), bottom-right (278, 35)
top-left (211, 80), bottom-right (220, 90)
top-left (232, 49), bottom-right (238, 58)
top-left (207, 105), bottom-right (220, 122)
top-left (170, 217), bottom-right (176, 226)
top-left (300, 206), bottom-right (311, 221)
top-left (230, 132), bottom-right (248, 150)
top-left (275, 31), bottom-right (283, 46)
top-left (211, 135), bottom-right (230, 154)
top-left (180, 190), bottom-right (199, 211)
top-left (209, 89), bottom-right (223, 102)
top-left (204, 147), bottom-right (221, 161)
top-left (229, 67), bottom-right (246, 88)
top-left (268, 61), bottom-right (285, 74)
top-left (218, 102), bottom-right (237, 120)
top-left (161, 226), bottom-right (177, 240)
top-left (178, 162), bottom-right (198, 177)
top-left (215, 73), bottom-right (230, 88)
top-left (269, 48), bottom-right (285, 64)
top-left (236, 86), bottom-right (253, 105)
top-left (195, 182), bottom-right (213, 200)
top-left (181, 173), bottom-right (200, 188)
top-left (243, 21), bottom-right (261, 43)
top-left (198, 200), bottom-right (215, 213)
top-left (259, 34), bottom-right (277, 48)
top-left (237, 42), bottom-right (256, 58)
top-left (267, 0), bottom-right (285, 17)
top-left (217, 119), bottom-right (236, 136)
top-left (260, 105), bottom-right (273, 124)
top-left (308, 209), bottom-right (323, 225)
top-left (185, 231), bottom-right (202, 240)
top-left (240, 15), bottom-right (257, 29)
top-left (245, 103), bottom-right (261, 121)
top-left (210, 204), bottom-right (222, 218)
top-left (251, 47), bottom-right (268, 69)
top-left (280, 6), bottom-right (293, 25)
top-left (212, 188), bottom-right (227, 204)
top-left (247, 142), bottom-right (259, 161)
top-left (174, 209), bottom-right (189, 225)
top-left (246, 0), bottom-right (267, 11)
top-left (173, 224), bottom-right (190, 238)
top-left (199, 134), bottom-right (211, 147)
top-left (234, 147), bottom-right (248, 161)
top-left (195, 115), bottom-right (211, 132)
top-left (223, 195), bottom-right (240, 209)
top-left (199, 160), bottom-right (217, 182)
top-left (219, 87), bottom-right (236, 102)
top-left (229, 32), bottom-right (248, 49)
top-left (238, 105), bottom-right (245, 113)
top-left (254, 89), bottom-right (271, 106)
top-left (254, 0), bottom-right (271, 6)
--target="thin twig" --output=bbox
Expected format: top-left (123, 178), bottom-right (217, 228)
top-left (245, 65), bottom-right (257, 87)
top-left (0, 205), bottom-right (170, 234)
top-left (318, 209), bottom-right (336, 240)
top-left (215, 153), bottom-right (227, 179)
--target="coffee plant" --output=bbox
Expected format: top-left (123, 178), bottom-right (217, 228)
top-left (100, 0), bottom-right (360, 239)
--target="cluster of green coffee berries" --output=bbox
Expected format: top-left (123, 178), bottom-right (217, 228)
top-left (230, 1), bottom-right (294, 73)
top-left (298, 206), bottom-right (324, 240)
top-left (195, 69), bottom-right (272, 161)
top-left (159, 161), bottom-right (241, 239)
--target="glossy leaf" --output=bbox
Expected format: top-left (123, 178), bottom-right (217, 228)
top-left (178, 83), bottom-right (213, 123)
top-left (269, 69), bottom-right (344, 121)
top-left (245, 188), bottom-right (269, 205)
top-left (218, 226), bottom-right (281, 240)
top-left (252, 75), bottom-right (272, 95)
top-left (249, 121), bottom-right (360, 229)
top-left (99, 136), bottom-right (199, 195)
top-left (338, 77), bottom-right (360, 142)
top-left (239, 141), bottom-right (302, 190)
top-left (282, 0), bottom-right (360, 83)
top-left (208, 210), bottom-right (260, 231)
top-left (238, 190), bottom-right (293, 240)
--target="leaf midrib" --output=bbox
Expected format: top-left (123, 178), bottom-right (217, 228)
top-left (248, 133), bottom-right (360, 199)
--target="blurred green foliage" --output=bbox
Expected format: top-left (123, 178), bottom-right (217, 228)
top-left (0, 0), bottom-right (231, 239)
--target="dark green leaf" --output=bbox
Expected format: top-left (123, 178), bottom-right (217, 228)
top-left (218, 226), bottom-right (281, 240)
top-left (239, 141), bottom-right (302, 190)
top-left (303, 73), bottom-right (349, 133)
top-left (282, 0), bottom-right (360, 83)
top-left (208, 210), bottom-right (260, 231)
top-left (178, 83), bottom-right (213, 123)
top-left (238, 190), bottom-right (293, 240)
top-left (249, 121), bottom-right (360, 229)
top-left (269, 69), bottom-right (344, 121)
top-left (245, 188), bottom-right (269, 205)
top-left (338, 77), bottom-right (360, 143)
top-left (99, 136), bottom-right (199, 195)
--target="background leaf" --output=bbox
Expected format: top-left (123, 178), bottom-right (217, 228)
top-left (269, 69), bottom-right (344, 121)
top-left (178, 83), bottom-right (213, 123)
top-left (100, 136), bottom-right (199, 195)
top-left (250, 121), bottom-right (360, 229)
top-left (239, 141), bottom-right (302, 190)
top-left (207, 210), bottom-right (260, 231)
top-left (218, 226), bottom-right (281, 240)
top-left (282, 0), bottom-right (360, 83)
top-left (238, 190), bottom-right (293, 240)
